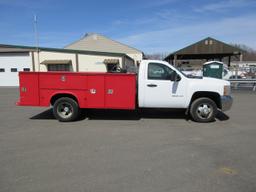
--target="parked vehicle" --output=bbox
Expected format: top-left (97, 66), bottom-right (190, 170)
top-left (181, 62), bottom-right (233, 80)
top-left (229, 75), bottom-right (243, 79)
top-left (223, 67), bottom-right (233, 80)
top-left (17, 60), bottom-right (233, 122)
top-left (181, 68), bottom-right (202, 77)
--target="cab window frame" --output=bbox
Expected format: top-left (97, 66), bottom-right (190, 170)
top-left (147, 62), bottom-right (175, 80)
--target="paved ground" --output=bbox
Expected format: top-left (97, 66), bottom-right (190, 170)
top-left (0, 88), bottom-right (256, 192)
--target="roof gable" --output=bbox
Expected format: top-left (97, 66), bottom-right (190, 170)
top-left (65, 33), bottom-right (142, 54)
top-left (176, 37), bottom-right (242, 54)
top-left (165, 37), bottom-right (243, 60)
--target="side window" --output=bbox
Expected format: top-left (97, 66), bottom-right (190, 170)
top-left (11, 68), bottom-right (18, 72)
top-left (148, 63), bottom-right (174, 80)
top-left (23, 68), bottom-right (30, 72)
top-left (47, 64), bottom-right (71, 71)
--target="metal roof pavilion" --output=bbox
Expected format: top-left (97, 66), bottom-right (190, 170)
top-left (164, 37), bottom-right (244, 66)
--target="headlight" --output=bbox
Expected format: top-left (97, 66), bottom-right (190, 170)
top-left (223, 85), bottom-right (231, 96)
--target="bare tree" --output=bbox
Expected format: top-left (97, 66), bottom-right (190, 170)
top-left (144, 52), bottom-right (168, 60)
top-left (230, 43), bottom-right (256, 61)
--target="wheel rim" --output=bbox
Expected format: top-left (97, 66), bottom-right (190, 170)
top-left (57, 102), bottom-right (73, 119)
top-left (196, 103), bottom-right (213, 119)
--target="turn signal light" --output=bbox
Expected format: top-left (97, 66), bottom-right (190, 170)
top-left (223, 85), bottom-right (230, 96)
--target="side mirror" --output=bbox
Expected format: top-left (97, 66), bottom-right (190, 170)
top-left (170, 71), bottom-right (181, 82)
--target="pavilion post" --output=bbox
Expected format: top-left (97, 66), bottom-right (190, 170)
top-left (240, 54), bottom-right (243, 62)
top-left (228, 56), bottom-right (231, 67)
top-left (173, 54), bottom-right (177, 66)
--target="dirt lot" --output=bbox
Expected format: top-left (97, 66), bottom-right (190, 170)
top-left (0, 88), bottom-right (256, 192)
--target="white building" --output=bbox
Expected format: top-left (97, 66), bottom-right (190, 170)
top-left (65, 33), bottom-right (144, 66)
top-left (0, 43), bottom-right (135, 86)
top-left (0, 46), bottom-right (34, 86)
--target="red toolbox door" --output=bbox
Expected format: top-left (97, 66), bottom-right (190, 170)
top-left (86, 75), bottom-right (105, 108)
top-left (105, 75), bottom-right (136, 109)
top-left (18, 72), bottom-right (39, 106)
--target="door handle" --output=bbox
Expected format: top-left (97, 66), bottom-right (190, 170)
top-left (147, 84), bottom-right (157, 87)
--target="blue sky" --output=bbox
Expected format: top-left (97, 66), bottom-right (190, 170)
top-left (0, 0), bottom-right (255, 53)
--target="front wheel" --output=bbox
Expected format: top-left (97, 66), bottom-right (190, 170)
top-left (53, 97), bottom-right (80, 122)
top-left (190, 97), bottom-right (217, 122)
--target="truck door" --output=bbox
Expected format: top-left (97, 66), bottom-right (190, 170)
top-left (86, 75), bottom-right (105, 108)
top-left (18, 72), bottom-right (39, 106)
top-left (142, 62), bottom-right (187, 108)
top-left (104, 74), bottom-right (136, 109)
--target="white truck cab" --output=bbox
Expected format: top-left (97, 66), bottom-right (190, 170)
top-left (138, 60), bottom-right (233, 122)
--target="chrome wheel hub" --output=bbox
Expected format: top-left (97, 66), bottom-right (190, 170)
top-left (57, 102), bottom-right (73, 119)
top-left (63, 107), bottom-right (69, 113)
top-left (197, 104), bottom-right (212, 119)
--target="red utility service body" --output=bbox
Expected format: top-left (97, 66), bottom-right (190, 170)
top-left (17, 72), bottom-right (136, 110)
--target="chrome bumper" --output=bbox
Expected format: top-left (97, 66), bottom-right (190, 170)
top-left (221, 95), bottom-right (233, 111)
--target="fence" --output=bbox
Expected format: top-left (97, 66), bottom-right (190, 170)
top-left (228, 79), bottom-right (256, 91)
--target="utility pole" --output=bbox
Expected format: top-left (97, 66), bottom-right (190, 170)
top-left (33, 14), bottom-right (40, 71)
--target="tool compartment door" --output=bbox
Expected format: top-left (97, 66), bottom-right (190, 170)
top-left (18, 72), bottom-right (39, 106)
top-left (105, 74), bottom-right (136, 109)
top-left (86, 75), bottom-right (105, 108)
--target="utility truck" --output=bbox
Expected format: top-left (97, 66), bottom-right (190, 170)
top-left (17, 60), bottom-right (233, 122)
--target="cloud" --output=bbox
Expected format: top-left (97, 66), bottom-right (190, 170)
top-left (111, 9), bottom-right (196, 32)
top-left (144, 0), bottom-right (179, 7)
top-left (117, 14), bottom-right (256, 53)
top-left (0, 31), bottom-right (82, 48)
top-left (195, 0), bottom-right (256, 12)
top-left (0, 0), bottom-right (55, 9)
top-left (112, 17), bottom-right (158, 27)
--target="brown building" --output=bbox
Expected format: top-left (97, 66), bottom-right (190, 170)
top-left (164, 37), bottom-right (243, 68)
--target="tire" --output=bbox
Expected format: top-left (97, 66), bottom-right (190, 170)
top-left (190, 97), bottom-right (217, 122)
top-left (53, 97), bottom-right (80, 122)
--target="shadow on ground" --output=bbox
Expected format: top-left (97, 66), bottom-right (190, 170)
top-left (216, 110), bottom-right (230, 121)
top-left (30, 108), bottom-right (187, 121)
top-left (30, 108), bottom-right (229, 122)
top-left (87, 109), bottom-right (187, 120)
top-left (30, 109), bottom-right (55, 120)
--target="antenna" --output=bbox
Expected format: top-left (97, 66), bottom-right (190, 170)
top-left (33, 14), bottom-right (40, 71)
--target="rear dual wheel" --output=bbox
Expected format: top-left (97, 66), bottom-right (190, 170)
top-left (190, 97), bottom-right (217, 122)
top-left (53, 97), bottom-right (80, 122)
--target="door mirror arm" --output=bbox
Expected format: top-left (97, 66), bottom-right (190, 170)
top-left (175, 74), bottom-right (181, 82)
top-left (170, 71), bottom-right (181, 82)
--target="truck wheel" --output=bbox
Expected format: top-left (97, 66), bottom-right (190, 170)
top-left (53, 97), bottom-right (80, 122)
top-left (190, 97), bottom-right (217, 122)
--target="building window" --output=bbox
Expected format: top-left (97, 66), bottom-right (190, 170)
top-left (104, 59), bottom-right (120, 72)
top-left (0, 68), bottom-right (5, 72)
top-left (23, 68), bottom-right (30, 72)
top-left (106, 64), bottom-right (118, 72)
top-left (47, 64), bottom-right (71, 71)
top-left (11, 68), bottom-right (18, 72)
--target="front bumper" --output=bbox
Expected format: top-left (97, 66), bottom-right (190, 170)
top-left (221, 95), bottom-right (233, 111)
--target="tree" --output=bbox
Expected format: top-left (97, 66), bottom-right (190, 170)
top-left (144, 52), bottom-right (168, 60)
top-left (230, 43), bottom-right (256, 61)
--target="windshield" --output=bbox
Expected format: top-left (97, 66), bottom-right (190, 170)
top-left (172, 65), bottom-right (188, 77)
top-left (173, 66), bottom-right (203, 79)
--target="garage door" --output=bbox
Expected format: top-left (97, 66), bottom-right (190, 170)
top-left (0, 52), bottom-right (32, 86)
